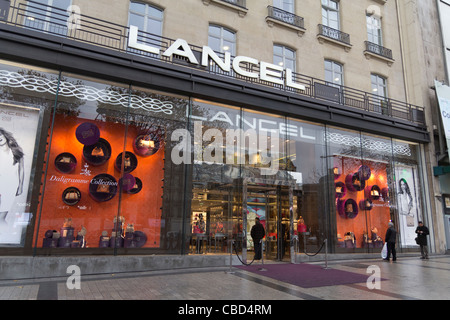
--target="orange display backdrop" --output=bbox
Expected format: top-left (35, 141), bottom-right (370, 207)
top-left (334, 156), bottom-right (390, 248)
top-left (35, 114), bottom-right (164, 248)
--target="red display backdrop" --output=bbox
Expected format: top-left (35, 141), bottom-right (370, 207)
top-left (334, 156), bottom-right (390, 248)
top-left (34, 114), bottom-right (164, 249)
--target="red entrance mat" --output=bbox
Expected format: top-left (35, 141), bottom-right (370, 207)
top-left (236, 263), bottom-right (382, 288)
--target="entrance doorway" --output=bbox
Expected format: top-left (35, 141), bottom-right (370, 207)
top-left (245, 183), bottom-right (299, 262)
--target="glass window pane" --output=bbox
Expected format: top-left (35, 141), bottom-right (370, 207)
top-left (129, 1), bottom-right (145, 13)
top-left (326, 127), bottom-right (365, 253)
top-left (147, 17), bottom-right (161, 35)
top-left (148, 5), bottom-right (163, 19)
top-left (392, 140), bottom-right (424, 249)
top-left (0, 60), bottom-right (58, 248)
top-left (208, 36), bottom-right (221, 52)
top-left (129, 13), bottom-right (144, 30)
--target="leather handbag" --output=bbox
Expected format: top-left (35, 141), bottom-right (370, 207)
top-left (96, 184), bottom-right (110, 193)
top-left (91, 146), bottom-right (104, 157)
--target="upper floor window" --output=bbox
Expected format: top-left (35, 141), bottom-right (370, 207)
top-left (371, 74), bottom-right (387, 98)
top-left (25, 0), bottom-right (71, 36)
top-left (273, 44), bottom-right (296, 71)
top-left (367, 14), bottom-right (382, 45)
top-left (321, 0), bottom-right (340, 30)
top-left (273, 0), bottom-right (294, 13)
top-left (208, 25), bottom-right (236, 56)
top-left (324, 60), bottom-right (343, 87)
top-left (128, 1), bottom-right (163, 36)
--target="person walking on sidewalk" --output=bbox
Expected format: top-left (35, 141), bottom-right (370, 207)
top-left (251, 217), bottom-right (265, 260)
top-left (384, 222), bottom-right (397, 262)
top-left (415, 221), bottom-right (430, 259)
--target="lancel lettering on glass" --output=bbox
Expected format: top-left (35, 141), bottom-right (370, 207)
top-left (128, 25), bottom-right (306, 91)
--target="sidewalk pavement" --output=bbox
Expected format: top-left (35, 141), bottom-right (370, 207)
top-left (0, 255), bottom-right (448, 301)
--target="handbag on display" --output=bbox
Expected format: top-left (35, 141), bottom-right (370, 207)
top-left (65, 192), bottom-right (79, 200)
top-left (345, 203), bottom-right (353, 213)
top-left (96, 184), bottom-right (110, 193)
top-left (124, 155), bottom-right (131, 167)
top-left (139, 137), bottom-right (155, 148)
top-left (91, 146), bottom-right (104, 157)
top-left (59, 157), bottom-right (72, 163)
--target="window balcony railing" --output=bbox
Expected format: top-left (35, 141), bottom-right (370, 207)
top-left (267, 6), bottom-right (304, 30)
top-left (0, 0), bottom-right (425, 127)
top-left (318, 24), bottom-right (351, 46)
top-left (364, 41), bottom-right (393, 60)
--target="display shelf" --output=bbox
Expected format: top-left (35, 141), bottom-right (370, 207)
top-left (115, 151), bottom-right (138, 173)
top-left (337, 198), bottom-right (358, 219)
top-left (345, 173), bottom-right (365, 191)
top-left (126, 177), bottom-right (142, 194)
top-left (359, 198), bottom-right (373, 211)
top-left (62, 186), bottom-right (81, 206)
top-left (133, 133), bottom-right (161, 157)
top-left (365, 185), bottom-right (381, 200)
top-left (82, 138), bottom-right (112, 166)
top-left (54, 152), bottom-right (77, 174)
top-left (75, 122), bottom-right (100, 145)
top-left (119, 173), bottom-right (136, 192)
top-left (335, 181), bottom-right (346, 198)
top-left (89, 173), bottom-right (118, 202)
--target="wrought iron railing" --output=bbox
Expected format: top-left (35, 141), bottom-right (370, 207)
top-left (0, 0), bottom-right (425, 126)
top-left (364, 41), bottom-right (393, 60)
top-left (267, 6), bottom-right (304, 29)
top-left (318, 24), bottom-right (351, 45)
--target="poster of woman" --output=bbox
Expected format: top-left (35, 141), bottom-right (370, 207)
top-left (0, 104), bottom-right (39, 246)
top-left (395, 165), bottom-right (421, 247)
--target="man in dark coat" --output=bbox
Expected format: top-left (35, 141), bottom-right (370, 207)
top-left (251, 217), bottom-right (265, 260)
top-left (384, 222), bottom-right (397, 262)
top-left (415, 221), bottom-right (430, 259)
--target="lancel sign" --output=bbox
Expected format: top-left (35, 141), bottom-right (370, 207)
top-left (128, 25), bottom-right (306, 91)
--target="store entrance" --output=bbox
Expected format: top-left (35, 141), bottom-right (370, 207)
top-left (246, 183), bottom-right (296, 262)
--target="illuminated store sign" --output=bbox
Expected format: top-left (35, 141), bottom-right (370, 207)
top-left (128, 25), bottom-right (306, 91)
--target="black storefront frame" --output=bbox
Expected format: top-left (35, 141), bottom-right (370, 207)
top-left (0, 23), bottom-right (429, 144)
top-left (0, 23), bottom-right (429, 257)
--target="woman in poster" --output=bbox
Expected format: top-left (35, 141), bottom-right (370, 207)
top-left (0, 127), bottom-right (24, 225)
top-left (398, 178), bottom-right (414, 226)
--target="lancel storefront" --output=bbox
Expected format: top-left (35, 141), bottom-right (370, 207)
top-left (0, 59), bottom-right (428, 261)
top-left (0, 17), bottom-right (430, 261)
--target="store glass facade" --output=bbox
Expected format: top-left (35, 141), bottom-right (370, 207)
top-left (0, 59), bottom-right (426, 258)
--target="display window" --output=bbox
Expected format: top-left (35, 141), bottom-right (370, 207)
top-left (392, 140), bottom-right (425, 249)
top-left (0, 60), bottom-right (58, 250)
top-left (328, 128), bottom-right (392, 252)
top-left (32, 72), bottom-right (189, 253)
